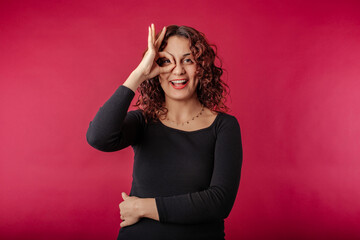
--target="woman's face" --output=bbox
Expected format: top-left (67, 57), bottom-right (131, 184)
top-left (158, 36), bottom-right (198, 102)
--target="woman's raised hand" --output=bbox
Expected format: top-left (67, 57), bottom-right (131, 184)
top-left (135, 23), bottom-right (175, 81)
top-left (123, 24), bottom-right (174, 92)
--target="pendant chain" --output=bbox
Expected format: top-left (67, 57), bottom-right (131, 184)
top-left (166, 105), bottom-right (205, 126)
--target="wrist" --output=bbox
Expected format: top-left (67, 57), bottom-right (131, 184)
top-left (137, 198), bottom-right (159, 220)
top-left (136, 198), bottom-right (146, 218)
top-left (131, 68), bottom-right (147, 82)
top-left (123, 70), bottom-right (145, 93)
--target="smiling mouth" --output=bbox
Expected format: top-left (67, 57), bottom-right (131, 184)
top-left (170, 79), bottom-right (189, 89)
top-left (170, 79), bottom-right (188, 86)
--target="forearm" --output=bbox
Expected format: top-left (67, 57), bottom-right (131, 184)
top-left (138, 198), bottom-right (160, 221)
top-left (86, 71), bottom-right (147, 152)
top-left (123, 69), bottom-right (146, 93)
top-left (86, 86), bottom-right (134, 151)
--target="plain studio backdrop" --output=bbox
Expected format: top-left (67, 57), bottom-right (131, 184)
top-left (1, 0), bottom-right (359, 239)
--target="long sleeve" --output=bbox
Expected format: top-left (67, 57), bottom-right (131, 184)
top-left (86, 85), bottom-right (145, 152)
top-left (154, 115), bottom-right (243, 224)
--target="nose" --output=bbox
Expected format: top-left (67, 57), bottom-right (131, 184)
top-left (172, 62), bottom-right (185, 75)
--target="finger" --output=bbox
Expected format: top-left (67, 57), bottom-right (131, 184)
top-left (158, 51), bottom-right (173, 60)
top-left (148, 26), bottom-right (152, 50)
top-left (157, 52), bottom-right (175, 66)
top-left (155, 26), bottom-right (166, 50)
top-left (151, 23), bottom-right (155, 45)
top-left (159, 63), bottom-right (176, 74)
top-left (122, 192), bottom-right (126, 200)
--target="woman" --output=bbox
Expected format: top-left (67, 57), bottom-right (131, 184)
top-left (86, 24), bottom-right (243, 240)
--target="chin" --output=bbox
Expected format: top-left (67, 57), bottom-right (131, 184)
top-left (164, 90), bottom-right (198, 102)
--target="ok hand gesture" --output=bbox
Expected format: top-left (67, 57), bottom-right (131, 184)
top-left (135, 23), bottom-right (175, 81)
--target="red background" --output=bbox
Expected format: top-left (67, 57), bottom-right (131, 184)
top-left (1, 0), bottom-right (360, 239)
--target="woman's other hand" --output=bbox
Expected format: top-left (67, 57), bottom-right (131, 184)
top-left (119, 192), bottom-right (143, 227)
top-left (119, 192), bottom-right (141, 227)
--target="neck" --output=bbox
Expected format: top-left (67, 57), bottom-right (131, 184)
top-left (163, 95), bottom-right (203, 122)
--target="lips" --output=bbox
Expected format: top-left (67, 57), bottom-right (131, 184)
top-left (170, 79), bottom-right (189, 89)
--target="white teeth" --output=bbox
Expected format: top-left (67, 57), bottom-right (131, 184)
top-left (171, 80), bottom-right (187, 84)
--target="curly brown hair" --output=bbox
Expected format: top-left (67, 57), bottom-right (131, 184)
top-left (134, 25), bottom-right (230, 123)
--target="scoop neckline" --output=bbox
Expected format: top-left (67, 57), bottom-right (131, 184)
top-left (157, 112), bottom-right (222, 133)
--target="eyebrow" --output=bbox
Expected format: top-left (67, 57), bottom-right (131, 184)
top-left (165, 51), bottom-right (191, 57)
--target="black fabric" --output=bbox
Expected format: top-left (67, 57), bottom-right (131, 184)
top-left (86, 85), bottom-right (243, 240)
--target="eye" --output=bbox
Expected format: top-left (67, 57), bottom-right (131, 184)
top-left (157, 58), bottom-right (171, 66)
top-left (184, 58), bottom-right (193, 64)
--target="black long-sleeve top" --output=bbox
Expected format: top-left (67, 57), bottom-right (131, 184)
top-left (86, 85), bottom-right (243, 240)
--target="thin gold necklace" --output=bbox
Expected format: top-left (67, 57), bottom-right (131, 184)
top-left (166, 105), bottom-right (205, 126)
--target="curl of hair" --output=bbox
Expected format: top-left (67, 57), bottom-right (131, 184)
top-left (134, 25), bottom-right (230, 123)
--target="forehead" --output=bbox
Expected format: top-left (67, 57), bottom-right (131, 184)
top-left (163, 36), bottom-right (191, 55)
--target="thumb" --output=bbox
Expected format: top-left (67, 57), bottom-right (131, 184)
top-left (122, 192), bottom-right (128, 200)
top-left (159, 63), bottom-right (175, 74)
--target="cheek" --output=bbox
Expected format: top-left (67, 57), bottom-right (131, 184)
top-left (159, 73), bottom-right (169, 83)
top-left (186, 66), bottom-right (197, 78)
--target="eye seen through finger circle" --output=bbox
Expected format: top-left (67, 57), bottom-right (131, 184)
top-left (157, 58), bottom-right (171, 66)
top-left (157, 58), bottom-right (194, 66)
